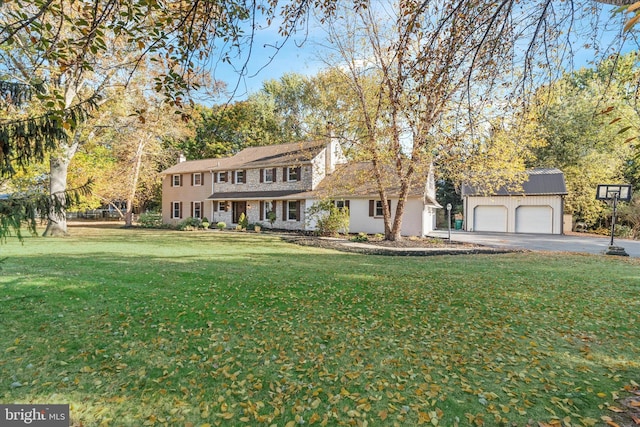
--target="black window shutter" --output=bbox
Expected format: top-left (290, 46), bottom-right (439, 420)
top-left (260, 169), bottom-right (264, 183)
top-left (296, 166), bottom-right (302, 181)
top-left (214, 173), bottom-right (217, 183)
top-left (260, 201), bottom-right (264, 220)
top-left (179, 202), bottom-right (183, 218)
top-left (282, 201), bottom-right (287, 219)
top-left (272, 168), bottom-right (277, 182)
top-left (283, 167), bottom-right (288, 182)
top-left (368, 200), bottom-right (374, 217)
top-left (296, 201), bottom-right (301, 220)
top-left (231, 171), bottom-right (235, 184)
top-left (224, 172), bottom-right (228, 182)
top-left (345, 200), bottom-right (350, 209)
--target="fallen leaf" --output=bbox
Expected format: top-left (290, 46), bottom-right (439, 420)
top-left (602, 416), bottom-right (621, 427)
top-left (308, 413), bottom-right (321, 424)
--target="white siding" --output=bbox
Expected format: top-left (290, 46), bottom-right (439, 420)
top-left (306, 197), bottom-right (435, 237)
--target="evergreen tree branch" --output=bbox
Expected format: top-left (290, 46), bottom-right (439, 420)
top-left (0, 179), bottom-right (93, 243)
top-left (0, 94), bottom-right (100, 175)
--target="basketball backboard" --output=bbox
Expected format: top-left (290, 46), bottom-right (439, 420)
top-left (596, 184), bottom-right (632, 202)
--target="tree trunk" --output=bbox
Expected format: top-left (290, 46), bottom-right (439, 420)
top-left (42, 80), bottom-right (85, 236)
top-left (124, 138), bottom-right (146, 227)
top-left (42, 156), bottom-right (70, 237)
top-left (42, 136), bottom-right (80, 236)
top-left (389, 198), bottom-right (406, 241)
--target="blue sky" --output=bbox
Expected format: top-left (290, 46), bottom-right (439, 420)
top-left (205, 3), bottom-right (636, 103)
top-left (206, 14), bottom-right (324, 101)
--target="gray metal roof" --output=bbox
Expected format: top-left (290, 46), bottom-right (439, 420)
top-left (462, 168), bottom-right (568, 196)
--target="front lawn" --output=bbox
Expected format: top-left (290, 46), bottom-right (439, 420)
top-left (1, 225), bottom-right (639, 426)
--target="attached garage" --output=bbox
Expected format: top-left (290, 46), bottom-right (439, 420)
top-left (462, 168), bottom-right (568, 235)
top-left (474, 205), bottom-right (507, 232)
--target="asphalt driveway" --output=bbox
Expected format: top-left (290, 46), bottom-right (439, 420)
top-left (429, 230), bottom-right (640, 258)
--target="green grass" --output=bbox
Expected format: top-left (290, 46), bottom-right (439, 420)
top-left (1, 225), bottom-right (639, 427)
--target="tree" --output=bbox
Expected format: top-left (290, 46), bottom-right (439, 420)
top-left (528, 54), bottom-right (638, 226)
top-left (259, 73), bottom-right (320, 141)
top-left (1, 1), bottom-right (134, 235)
top-left (315, 3), bottom-right (522, 239)
top-left (0, 79), bottom-right (92, 242)
top-left (178, 100), bottom-right (282, 159)
top-left (70, 77), bottom-right (192, 226)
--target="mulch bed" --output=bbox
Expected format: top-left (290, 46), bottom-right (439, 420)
top-left (281, 234), bottom-right (522, 256)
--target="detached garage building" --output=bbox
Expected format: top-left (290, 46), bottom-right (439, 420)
top-left (461, 168), bottom-right (568, 235)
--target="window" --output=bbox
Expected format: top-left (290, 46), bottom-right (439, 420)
top-left (171, 201), bottom-right (182, 219)
top-left (375, 201), bottom-right (384, 217)
top-left (218, 201), bottom-right (227, 212)
top-left (283, 166), bottom-right (301, 182)
top-left (192, 173), bottom-right (202, 186)
top-left (263, 201), bottom-right (273, 220)
top-left (287, 167), bottom-right (298, 182)
top-left (335, 200), bottom-right (350, 211)
top-left (234, 170), bottom-right (245, 184)
top-left (287, 200), bottom-right (299, 221)
top-left (262, 168), bottom-right (274, 183)
top-left (369, 200), bottom-right (391, 217)
top-left (172, 174), bottom-right (181, 187)
top-left (193, 201), bottom-right (202, 218)
top-left (217, 172), bottom-right (227, 182)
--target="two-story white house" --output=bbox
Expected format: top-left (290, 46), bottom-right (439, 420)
top-left (161, 138), bottom-right (440, 236)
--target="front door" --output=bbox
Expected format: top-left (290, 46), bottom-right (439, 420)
top-left (232, 201), bottom-right (247, 224)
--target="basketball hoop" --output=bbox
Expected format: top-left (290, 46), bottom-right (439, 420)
top-left (596, 184), bottom-right (632, 256)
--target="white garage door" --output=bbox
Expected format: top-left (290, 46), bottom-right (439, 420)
top-left (516, 206), bottom-right (553, 234)
top-left (474, 205), bottom-right (507, 232)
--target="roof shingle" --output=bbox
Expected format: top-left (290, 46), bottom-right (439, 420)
top-left (161, 140), bottom-right (327, 175)
top-left (309, 162), bottom-right (440, 206)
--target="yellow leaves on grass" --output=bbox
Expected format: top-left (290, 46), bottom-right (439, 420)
top-left (601, 416), bottom-right (622, 427)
